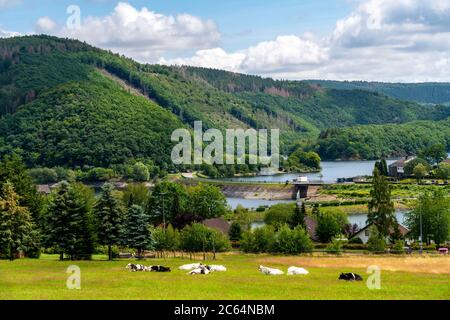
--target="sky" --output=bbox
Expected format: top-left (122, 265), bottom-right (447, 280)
top-left (1, 0), bottom-right (450, 82)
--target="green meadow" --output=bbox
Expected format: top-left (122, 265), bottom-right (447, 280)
top-left (1, 254), bottom-right (449, 300)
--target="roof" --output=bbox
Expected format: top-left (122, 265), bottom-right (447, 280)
top-left (304, 215), bottom-right (319, 242)
top-left (389, 156), bottom-right (415, 168)
top-left (202, 218), bottom-right (231, 235)
top-left (36, 184), bottom-right (51, 194)
top-left (440, 158), bottom-right (450, 165)
top-left (354, 222), bottom-right (410, 237)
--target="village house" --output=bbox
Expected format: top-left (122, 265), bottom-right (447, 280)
top-left (388, 156), bottom-right (416, 177)
top-left (352, 223), bottom-right (410, 244)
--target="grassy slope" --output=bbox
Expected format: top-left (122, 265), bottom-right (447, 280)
top-left (0, 254), bottom-right (448, 300)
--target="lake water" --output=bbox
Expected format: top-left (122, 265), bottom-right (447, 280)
top-left (224, 159), bottom-right (398, 184)
top-left (227, 198), bottom-right (295, 210)
top-left (250, 211), bottom-right (407, 230)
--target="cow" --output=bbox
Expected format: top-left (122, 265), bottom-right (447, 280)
top-left (339, 273), bottom-right (363, 281)
top-left (188, 265), bottom-right (210, 275)
top-left (207, 265), bottom-right (227, 272)
top-left (126, 264), bottom-right (146, 272)
top-left (179, 263), bottom-right (201, 271)
top-left (258, 265), bottom-right (284, 275)
top-left (156, 266), bottom-right (171, 272)
top-left (287, 266), bottom-right (309, 275)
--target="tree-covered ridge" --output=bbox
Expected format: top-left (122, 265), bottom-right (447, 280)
top-left (308, 80), bottom-right (450, 105)
top-left (0, 35), bottom-right (449, 165)
top-left (315, 119), bottom-right (450, 160)
top-left (181, 67), bottom-right (450, 127)
top-left (0, 70), bottom-right (186, 168)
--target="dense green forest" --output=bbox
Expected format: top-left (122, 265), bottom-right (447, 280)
top-left (308, 80), bottom-right (450, 105)
top-left (0, 35), bottom-right (449, 170)
top-left (315, 119), bottom-right (450, 160)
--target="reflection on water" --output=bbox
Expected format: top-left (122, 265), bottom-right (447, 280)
top-left (224, 159), bottom-right (397, 184)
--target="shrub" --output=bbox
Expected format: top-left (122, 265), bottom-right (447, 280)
top-left (180, 223), bottom-right (230, 253)
top-left (229, 221), bottom-right (243, 241)
top-left (264, 203), bottom-right (296, 227)
top-left (391, 240), bottom-right (405, 254)
top-left (326, 238), bottom-right (344, 255)
top-left (241, 225), bottom-right (276, 253)
top-left (242, 225), bottom-right (312, 254)
top-left (348, 237), bottom-right (364, 244)
top-left (367, 227), bottom-right (386, 253)
top-left (28, 167), bottom-right (58, 184)
top-left (132, 162), bottom-right (150, 182)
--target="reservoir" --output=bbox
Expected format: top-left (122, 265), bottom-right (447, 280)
top-left (224, 159), bottom-right (398, 184)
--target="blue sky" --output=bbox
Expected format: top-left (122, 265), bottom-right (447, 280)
top-left (0, 0), bottom-right (353, 51)
top-left (1, 0), bottom-right (450, 82)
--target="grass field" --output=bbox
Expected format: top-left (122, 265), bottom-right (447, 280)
top-left (0, 254), bottom-right (449, 300)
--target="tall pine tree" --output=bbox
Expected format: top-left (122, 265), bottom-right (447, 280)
top-left (0, 182), bottom-right (35, 260)
top-left (368, 167), bottom-right (396, 237)
top-left (122, 205), bottom-right (153, 256)
top-left (94, 183), bottom-right (123, 260)
top-left (45, 182), bottom-right (94, 260)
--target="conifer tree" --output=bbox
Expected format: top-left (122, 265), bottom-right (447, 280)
top-left (0, 182), bottom-right (35, 260)
top-left (45, 182), bottom-right (94, 260)
top-left (94, 183), bottom-right (124, 260)
top-left (289, 202), bottom-right (306, 228)
top-left (368, 167), bottom-right (396, 237)
top-left (122, 205), bottom-right (153, 256)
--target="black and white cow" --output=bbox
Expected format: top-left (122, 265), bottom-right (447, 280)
top-left (151, 265), bottom-right (171, 272)
top-left (126, 263), bottom-right (146, 272)
top-left (339, 273), bottom-right (363, 281)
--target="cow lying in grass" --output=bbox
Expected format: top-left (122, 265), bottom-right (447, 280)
top-left (126, 263), bottom-right (146, 272)
top-left (126, 264), bottom-right (171, 272)
top-left (150, 265), bottom-right (171, 272)
top-left (258, 265), bottom-right (284, 275)
top-left (179, 263), bottom-right (201, 271)
top-left (287, 266), bottom-right (309, 275)
top-left (188, 265), bottom-right (210, 275)
top-left (186, 264), bottom-right (227, 275)
top-left (339, 273), bottom-right (363, 281)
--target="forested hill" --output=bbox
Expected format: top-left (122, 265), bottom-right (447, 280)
top-left (307, 80), bottom-right (450, 105)
top-left (0, 35), bottom-right (449, 167)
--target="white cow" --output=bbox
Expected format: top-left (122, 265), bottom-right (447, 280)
top-left (287, 266), bottom-right (309, 275)
top-left (207, 265), bottom-right (227, 272)
top-left (258, 265), bottom-right (284, 275)
top-left (188, 265), bottom-right (210, 275)
top-left (179, 263), bottom-right (201, 271)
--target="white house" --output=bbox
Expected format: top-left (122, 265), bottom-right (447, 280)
top-left (352, 223), bottom-right (410, 244)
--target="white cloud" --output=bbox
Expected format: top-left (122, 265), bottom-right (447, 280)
top-left (39, 2), bottom-right (220, 61)
top-left (29, 0), bottom-right (450, 81)
top-left (35, 17), bottom-right (57, 33)
top-left (159, 48), bottom-right (245, 73)
top-left (161, 35), bottom-right (329, 77)
top-left (0, 29), bottom-right (21, 38)
top-left (162, 0), bottom-right (450, 82)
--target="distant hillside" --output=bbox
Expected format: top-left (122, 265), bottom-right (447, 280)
top-left (0, 35), bottom-right (449, 167)
top-left (308, 80), bottom-right (450, 105)
top-left (314, 119), bottom-right (450, 160)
